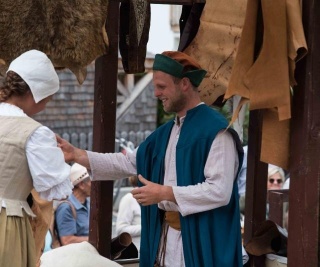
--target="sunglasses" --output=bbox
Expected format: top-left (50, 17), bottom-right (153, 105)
top-left (268, 178), bottom-right (283, 184)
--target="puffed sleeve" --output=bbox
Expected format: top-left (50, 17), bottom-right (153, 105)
top-left (26, 126), bottom-right (73, 201)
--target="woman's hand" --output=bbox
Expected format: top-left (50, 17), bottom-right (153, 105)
top-left (56, 134), bottom-right (76, 163)
top-left (56, 134), bottom-right (91, 169)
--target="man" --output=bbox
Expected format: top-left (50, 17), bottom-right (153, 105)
top-left (57, 51), bottom-right (244, 266)
top-left (55, 163), bottom-right (91, 245)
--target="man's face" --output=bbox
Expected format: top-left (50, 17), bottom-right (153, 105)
top-left (153, 71), bottom-right (187, 115)
top-left (80, 178), bottom-right (92, 197)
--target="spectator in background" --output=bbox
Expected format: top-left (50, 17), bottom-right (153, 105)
top-left (267, 165), bottom-right (285, 190)
top-left (116, 175), bottom-right (141, 253)
top-left (55, 163), bottom-right (91, 245)
top-left (266, 164), bottom-right (286, 220)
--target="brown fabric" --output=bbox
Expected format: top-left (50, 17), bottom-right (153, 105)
top-left (183, 0), bottom-right (247, 105)
top-left (0, 209), bottom-right (36, 267)
top-left (0, 0), bottom-right (109, 84)
top-left (223, 0), bottom-right (258, 103)
top-left (110, 232), bottom-right (132, 260)
top-left (261, 109), bottom-right (290, 169)
top-left (161, 51), bottom-right (203, 71)
top-left (119, 0), bottom-right (150, 73)
top-left (239, 0), bottom-right (290, 118)
top-left (178, 3), bottom-right (205, 52)
top-left (29, 190), bottom-right (53, 264)
top-left (245, 220), bottom-right (287, 257)
top-left (164, 211), bottom-right (181, 231)
top-left (224, 0), bottom-right (307, 170)
top-left (287, 0), bottom-right (308, 85)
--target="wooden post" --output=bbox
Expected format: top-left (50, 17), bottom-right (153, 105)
top-left (89, 0), bottom-right (119, 258)
top-left (244, 110), bottom-right (268, 267)
top-left (288, 0), bottom-right (320, 265)
top-left (243, 2), bottom-right (268, 265)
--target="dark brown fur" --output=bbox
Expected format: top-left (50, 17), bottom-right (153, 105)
top-left (0, 0), bottom-right (109, 84)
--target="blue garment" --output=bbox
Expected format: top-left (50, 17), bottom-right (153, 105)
top-left (55, 194), bottom-right (90, 237)
top-left (137, 104), bottom-right (243, 267)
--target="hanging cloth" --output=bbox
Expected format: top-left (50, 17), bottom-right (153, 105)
top-left (224, 0), bottom-right (307, 169)
top-left (183, 0), bottom-right (247, 106)
top-left (119, 0), bottom-right (151, 74)
top-left (178, 3), bottom-right (205, 52)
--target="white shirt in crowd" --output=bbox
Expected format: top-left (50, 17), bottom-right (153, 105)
top-left (116, 192), bottom-right (141, 252)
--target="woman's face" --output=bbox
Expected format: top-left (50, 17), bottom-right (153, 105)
top-left (26, 93), bottom-right (53, 116)
top-left (267, 172), bottom-right (284, 190)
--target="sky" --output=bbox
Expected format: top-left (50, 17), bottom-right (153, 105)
top-left (147, 4), bottom-right (176, 55)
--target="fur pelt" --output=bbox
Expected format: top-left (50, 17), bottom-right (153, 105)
top-left (0, 0), bottom-right (109, 84)
top-left (119, 0), bottom-right (150, 73)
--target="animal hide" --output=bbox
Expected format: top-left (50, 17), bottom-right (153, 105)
top-left (119, 0), bottom-right (150, 73)
top-left (224, 0), bottom-right (307, 169)
top-left (183, 0), bottom-right (247, 106)
top-left (29, 190), bottom-right (53, 266)
top-left (0, 0), bottom-right (109, 84)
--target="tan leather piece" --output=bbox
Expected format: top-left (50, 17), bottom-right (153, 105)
top-left (261, 109), bottom-right (290, 169)
top-left (165, 211), bottom-right (181, 231)
top-left (183, 0), bottom-right (247, 105)
top-left (29, 190), bottom-right (53, 264)
top-left (224, 0), bottom-right (307, 169)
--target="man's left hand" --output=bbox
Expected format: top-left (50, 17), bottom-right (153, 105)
top-left (131, 175), bottom-right (176, 206)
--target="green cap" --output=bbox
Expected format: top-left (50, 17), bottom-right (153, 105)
top-left (153, 53), bottom-right (207, 87)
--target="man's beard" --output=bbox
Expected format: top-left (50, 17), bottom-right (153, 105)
top-left (164, 92), bottom-right (187, 114)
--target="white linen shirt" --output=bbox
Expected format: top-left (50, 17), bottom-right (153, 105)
top-left (116, 192), bottom-right (141, 252)
top-left (0, 103), bottom-right (73, 202)
top-left (87, 113), bottom-right (239, 267)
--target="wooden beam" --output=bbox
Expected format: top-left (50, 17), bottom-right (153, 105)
top-left (244, 110), bottom-right (268, 267)
top-left (148, 0), bottom-right (205, 4)
top-left (89, 0), bottom-right (119, 258)
top-left (288, 0), bottom-right (320, 265)
top-left (268, 189), bottom-right (289, 227)
top-left (243, 2), bottom-right (267, 265)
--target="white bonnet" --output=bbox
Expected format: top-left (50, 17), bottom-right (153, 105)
top-left (7, 50), bottom-right (59, 103)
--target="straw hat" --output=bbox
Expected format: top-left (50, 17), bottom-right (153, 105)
top-left (70, 163), bottom-right (90, 186)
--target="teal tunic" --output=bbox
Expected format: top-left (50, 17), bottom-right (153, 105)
top-left (136, 104), bottom-right (243, 267)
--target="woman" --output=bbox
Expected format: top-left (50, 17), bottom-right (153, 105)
top-left (267, 164), bottom-right (285, 190)
top-left (0, 50), bottom-right (73, 267)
